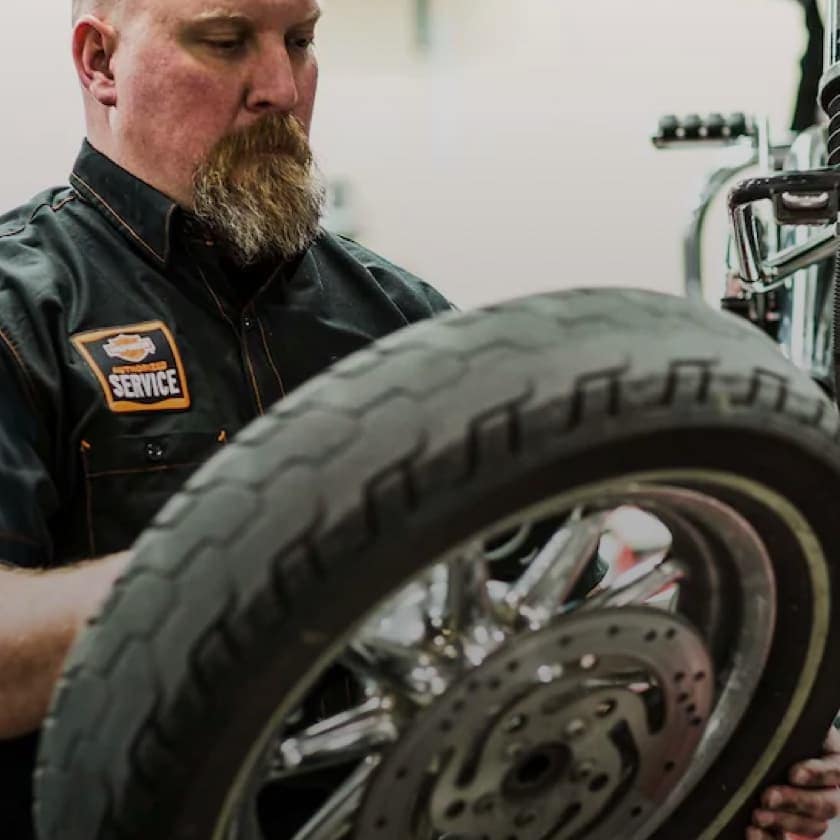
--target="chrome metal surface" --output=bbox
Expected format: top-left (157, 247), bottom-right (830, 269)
top-left (827, 0), bottom-right (840, 69)
top-left (680, 135), bottom-right (792, 298)
top-left (728, 124), bottom-right (837, 384)
top-left (582, 558), bottom-right (687, 611)
top-left (289, 756), bottom-right (381, 840)
top-left (776, 125), bottom-right (834, 384)
top-left (684, 155), bottom-right (757, 298)
top-left (355, 608), bottom-right (713, 840)
top-left (270, 697), bottom-right (400, 782)
top-left (732, 203), bottom-right (765, 283)
top-left (502, 513), bottom-right (606, 629)
top-left (215, 475), bottom-right (785, 840)
top-left (764, 224), bottom-right (836, 279)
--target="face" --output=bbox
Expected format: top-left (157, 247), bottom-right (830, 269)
top-left (106, 0), bottom-right (322, 210)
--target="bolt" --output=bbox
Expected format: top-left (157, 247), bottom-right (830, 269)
top-left (572, 760), bottom-right (596, 782)
top-left (580, 654), bottom-right (598, 670)
top-left (537, 664), bottom-right (563, 683)
top-left (565, 718), bottom-right (587, 739)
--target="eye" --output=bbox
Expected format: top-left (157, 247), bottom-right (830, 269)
top-left (288, 35), bottom-right (315, 51)
top-left (205, 38), bottom-right (246, 54)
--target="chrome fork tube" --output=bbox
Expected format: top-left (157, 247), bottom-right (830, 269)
top-left (684, 158), bottom-right (757, 298)
top-left (826, 0), bottom-right (840, 70)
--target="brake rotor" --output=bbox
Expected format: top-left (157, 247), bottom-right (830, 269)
top-left (355, 605), bottom-right (713, 840)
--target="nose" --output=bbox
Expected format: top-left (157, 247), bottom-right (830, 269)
top-left (245, 39), bottom-right (299, 114)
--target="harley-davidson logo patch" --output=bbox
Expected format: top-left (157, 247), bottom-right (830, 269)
top-left (103, 334), bottom-right (157, 364)
top-left (71, 321), bottom-right (191, 413)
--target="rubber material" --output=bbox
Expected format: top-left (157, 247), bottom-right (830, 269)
top-left (34, 289), bottom-right (840, 840)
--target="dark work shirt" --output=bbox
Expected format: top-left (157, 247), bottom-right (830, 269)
top-left (0, 140), bottom-right (451, 567)
top-left (0, 140), bottom-right (451, 838)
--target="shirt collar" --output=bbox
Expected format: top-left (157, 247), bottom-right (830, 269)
top-left (69, 139), bottom-right (180, 266)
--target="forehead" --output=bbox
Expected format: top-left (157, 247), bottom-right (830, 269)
top-left (140, 0), bottom-right (322, 26)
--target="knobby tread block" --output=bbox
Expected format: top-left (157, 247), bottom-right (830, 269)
top-left (662, 360), bottom-right (716, 405)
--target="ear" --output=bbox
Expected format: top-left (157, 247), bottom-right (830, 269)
top-left (72, 15), bottom-right (119, 108)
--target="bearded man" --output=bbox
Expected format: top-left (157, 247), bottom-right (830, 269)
top-left (0, 1), bottom-right (836, 838)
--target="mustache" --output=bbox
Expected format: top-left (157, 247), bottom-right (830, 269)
top-left (213, 113), bottom-right (312, 167)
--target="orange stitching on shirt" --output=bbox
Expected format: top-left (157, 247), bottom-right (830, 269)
top-left (0, 194), bottom-right (76, 240)
top-left (195, 263), bottom-right (237, 330)
top-left (193, 262), bottom-right (265, 415)
top-left (0, 223), bottom-right (30, 241)
top-left (242, 344), bottom-right (266, 416)
top-left (51, 195), bottom-right (77, 213)
top-left (257, 315), bottom-right (286, 398)
top-left (0, 327), bottom-right (39, 412)
top-left (79, 441), bottom-right (97, 557)
top-left (70, 173), bottom-right (165, 263)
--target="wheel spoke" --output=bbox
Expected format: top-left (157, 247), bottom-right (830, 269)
top-left (344, 549), bottom-right (507, 702)
top-left (269, 696), bottom-right (400, 782)
top-left (288, 755), bottom-right (380, 840)
top-left (582, 558), bottom-right (687, 611)
top-left (342, 640), bottom-right (452, 705)
top-left (504, 513), bottom-right (607, 628)
top-left (438, 545), bottom-right (494, 635)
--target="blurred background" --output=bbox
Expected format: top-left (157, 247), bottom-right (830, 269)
top-left (0, 0), bottom-right (805, 307)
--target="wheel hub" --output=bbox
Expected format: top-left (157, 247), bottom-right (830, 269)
top-left (355, 605), bottom-right (714, 839)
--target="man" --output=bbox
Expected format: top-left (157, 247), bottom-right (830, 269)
top-left (0, 0), bottom-right (835, 837)
top-left (0, 0), bottom-right (449, 835)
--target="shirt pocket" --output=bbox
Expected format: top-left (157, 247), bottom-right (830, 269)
top-left (78, 429), bottom-right (228, 557)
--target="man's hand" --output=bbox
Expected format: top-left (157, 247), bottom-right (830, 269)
top-left (747, 727), bottom-right (840, 839)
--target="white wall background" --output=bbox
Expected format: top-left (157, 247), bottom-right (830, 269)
top-left (0, 0), bottom-right (805, 307)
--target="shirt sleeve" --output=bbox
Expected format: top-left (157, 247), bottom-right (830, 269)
top-left (0, 342), bottom-right (57, 568)
top-left (335, 234), bottom-right (458, 320)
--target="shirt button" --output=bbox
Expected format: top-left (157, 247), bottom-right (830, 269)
top-left (145, 442), bottom-right (166, 463)
top-left (243, 316), bottom-right (255, 330)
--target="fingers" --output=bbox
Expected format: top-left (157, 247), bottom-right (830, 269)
top-left (789, 755), bottom-right (840, 788)
top-left (761, 784), bottom-right (840, 822)
top-left (751, 807), bottom-right (828, 837)
top-left (788, 726), bottom-right (840, 788)
top-left (748, 726), bottom-right (840, 840)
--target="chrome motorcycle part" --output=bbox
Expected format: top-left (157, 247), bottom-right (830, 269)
top-left (356, 607), bottom-right (713, 840)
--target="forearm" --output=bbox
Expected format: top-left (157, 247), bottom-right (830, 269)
top-left (0, 552), bottom-right (132, 739)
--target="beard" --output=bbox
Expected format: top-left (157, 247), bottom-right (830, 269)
top-left (192, 113), bottom-right (326, 266)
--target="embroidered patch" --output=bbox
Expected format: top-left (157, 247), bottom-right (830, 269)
top-left (72, 321), bottom-right (191, 413)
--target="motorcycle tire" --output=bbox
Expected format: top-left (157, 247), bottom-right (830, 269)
top-left (34, 288), bottom-right (840, 840)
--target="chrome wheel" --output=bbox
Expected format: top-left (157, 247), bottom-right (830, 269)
top-left (219, 475), bottom-right (778, 840)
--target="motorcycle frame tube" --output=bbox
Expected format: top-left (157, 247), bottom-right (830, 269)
top-left (778, 126), bottom-right (834, 383)
top-left (826, 0), bottom-right (840, 70)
